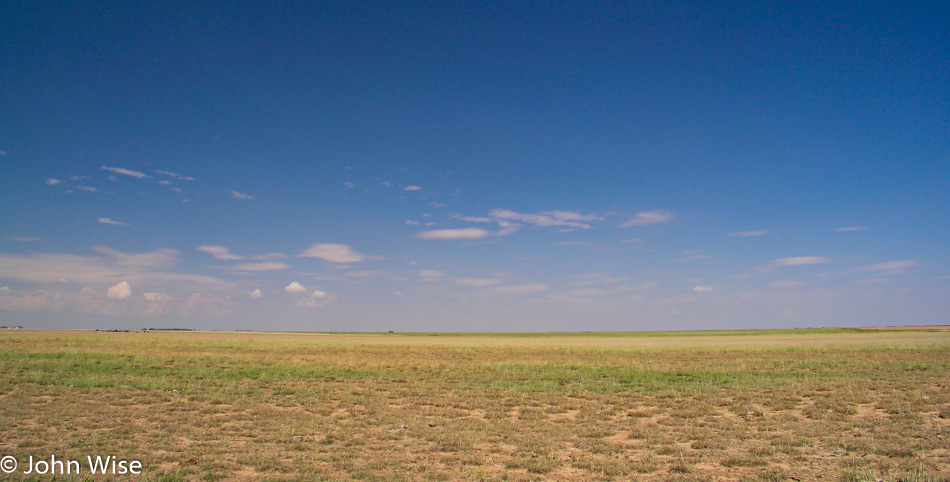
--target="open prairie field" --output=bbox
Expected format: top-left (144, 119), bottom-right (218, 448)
top-left (1, 329), bottom-right (948, 481)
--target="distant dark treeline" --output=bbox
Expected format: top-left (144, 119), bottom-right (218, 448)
top-left (142, 328), bottom-right (196, 331)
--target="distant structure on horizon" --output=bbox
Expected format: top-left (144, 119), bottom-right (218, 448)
top-left (1, 325), bottom-right (24, 329)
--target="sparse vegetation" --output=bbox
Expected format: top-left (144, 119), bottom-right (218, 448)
top-left (0, 329), bottom-right (948, 480)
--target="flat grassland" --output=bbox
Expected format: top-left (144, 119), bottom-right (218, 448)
top-left (1, 329), bottom-right (948, 481)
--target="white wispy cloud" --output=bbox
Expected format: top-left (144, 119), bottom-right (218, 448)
top-left (10, 237), bottom-right (41, 242)
top-left (692, 286), bottom-right (713, 292)
top-left (343, 181), bottom-right (355, 188)
top-left (755, 256), bottom-right (834, 273)
top-left (415, 228), bottom-right (492, 240)
top-left (92, 246), bottom-right (178, 270)
top-left (154, 170), bottom-right (196, 181)
top-left (197, 245), bottom-right (285, 261)
top-left (489, 209), bottom-right (599, 229)
top-left (102, 166), bottom-right (150, 179)
top-left (404, 220), bottom-right (420, 225)
top-left (0, 286), bottom-right (230, 318)
top-left (836, 226), bottom-right (868, 232)
top-left (551, 241), bottom-right (591, 248)
top-left (250, 252), bottom-right (287, 260)
top-left (106, 281), bottom-right (132, 300)
top-left (454, 277), bottom-right (502, 287)
top-left (297, 290), bottom-right (330, 308)
top-left (859, 260), bottom-right (918, 273)
top-left (677, 250), bottom-right (713, 262)
top-left (298, 243), bottom-right (375, 263)
top-left (485, 283), bottom-right (550, 295)
top-left (770, 280), bottom-right (804, 287)
top-left (98, 217), bottom-right (131, 226)
top-left (249, 289), bottom-right (263, 299)
top-left (197, 245), bottom-right (244, 260)
top-left (46, 178), bottom-right (63, 185)
top-left (404, 185), bottom-right (422, 191)
top-left (0, 249), bottom-right (222, 287)
top-left (619, 211), bottom-right (674, 227)
top-left (730, 230), bottom-right (771, 237)
top-left (494, 222), bottom-right (521, 237)
top-left (229, 190), bottom-right (254, 200)
top-left (451, 215), bottom-right (493, 223)
top-left (344, 270), bottom-right (396, 278)
top-left (855, 278), bottom-right (890, 284)
top-left (178, 293), bottom-right (231, 317)
top-left (284, 282), bottom-right (307, 293)
top-left (568, 273), bottom-right (632, 286)
top-left (227, 262), bottom-right (291, 271)
top-left (417, 270), bottom-right (445, 282)
top-left (558, 288), bottom-right (614, 298)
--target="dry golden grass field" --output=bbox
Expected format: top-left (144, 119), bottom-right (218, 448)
top-left (1, 328), bottom-right (948, 481)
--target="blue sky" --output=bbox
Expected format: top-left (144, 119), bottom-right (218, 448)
top-left (1, 1), bottom-right (947, 331)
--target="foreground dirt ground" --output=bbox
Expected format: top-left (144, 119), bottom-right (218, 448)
top-left (1, 329), bottom-right (948, 480)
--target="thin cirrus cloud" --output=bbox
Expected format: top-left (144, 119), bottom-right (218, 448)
top-left (729, 230), bottom-right (771, 237)
top-left (403, 185), bottom-right (422, 191)
top-left (92, 246), bottom-right (179, 269)
top-left (98, 217), bottom-right (131, 227)
top-left (298, 243), bottom-right (375, 263)
top-left (154, 170), bottom-right (196, 181)
top-left (227, 262), bottom-right (291, 271)
top-left (484, 283), bottom-right (549, 295)
top-left (453, 277), bottom-right (503, 287)
top-left (46, 178), bottom-right (63, 185)
top-left (197, 245), bottom-right (287, 261)
top-left (754, 256), bottom-right (834, 273)
top-left (417, 270), bottom-right (445, 281)
top-left (101, 166), bottom-right (150, 179)
top-left (568, 273), bottom-right (632, 286)
top-left (619, 211), bottom-right (674, 227)
top-left (229, 190), bottom-right (255, 200)
top-left (197, 245), bottom-right (243, 260)
top-left (0, 249), bottom-right (222, 286)
top-left (489, 209), bottom-right (599, 229)
top-left (416, 228), bottom-right (492, 240)
top-left (836, 226), bottom-right (868, 232)
top-left (451, 215), bottom-right (493, 223)
top-left (343, 270), bottom-right (397, 278)
top-left (770, 280), bottom-right (804, 287)
top-left (859, 260), bottom-right (918, 272)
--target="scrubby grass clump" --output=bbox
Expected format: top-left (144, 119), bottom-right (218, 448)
top-left (0, 329), bottom-right (948, 480)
